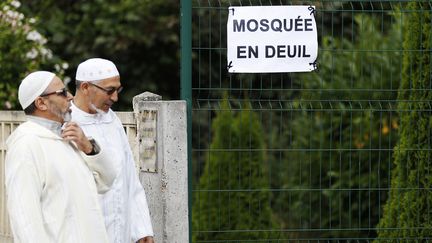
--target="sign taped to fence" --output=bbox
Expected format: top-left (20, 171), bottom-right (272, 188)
top-left (227, 5), bottom-right (318, 73)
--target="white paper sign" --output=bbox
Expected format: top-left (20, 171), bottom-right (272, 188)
top-left (227, 5), bottom-right (318, 73)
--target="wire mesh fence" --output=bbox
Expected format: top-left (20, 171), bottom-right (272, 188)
top-left (187, 0), bottom-right (431, 242)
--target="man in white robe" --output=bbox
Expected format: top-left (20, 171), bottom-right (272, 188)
top-left (5, 71), bottom-right (118, 243)
top-left (71, 58), bottom-right (154, 243)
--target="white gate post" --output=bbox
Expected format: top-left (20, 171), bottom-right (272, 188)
top-left (132, 92), bottom-right (189, 243)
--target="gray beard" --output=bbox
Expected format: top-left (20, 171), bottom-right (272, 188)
top-left (63, 112), bottom-right (71, 122)
top-left (90, 103), bottom-right (107, 114)
top-left (48, 104), bottom-right (71, 124)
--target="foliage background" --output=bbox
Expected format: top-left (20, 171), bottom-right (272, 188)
top-left (189, 1), bottom-right (426, 241)
top-left (272, 13), bottom-right (402, 238)
top-left (2, 0), bottom-right (431, 241)
top-left (11, 0), bottom-right (180, 111)
top-left (376, 1), bottom-right (432, 239)
top-left (0, 0), bottom-right (66, 110)
top-left (192, 98), bottom-right (278, 241)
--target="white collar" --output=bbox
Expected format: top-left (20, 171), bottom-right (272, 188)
top-left (27, 115), bottom-right (63, 137)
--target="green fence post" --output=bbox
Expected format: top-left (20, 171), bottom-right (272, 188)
top-left (180, 0), bottom-right (192, 242)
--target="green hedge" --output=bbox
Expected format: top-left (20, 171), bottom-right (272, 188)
top-left (192, 98), bottom-right (277, 241)
top-left (376, 2), bottom-right (432, 241)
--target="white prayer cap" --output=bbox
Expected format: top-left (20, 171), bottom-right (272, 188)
top-left (18, 71), bottom-right (55, 109)
top-left (75, 58), bottom-right (119, 82)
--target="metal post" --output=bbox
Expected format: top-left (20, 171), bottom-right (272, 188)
top-left (180, 0), bottom-right (192, 242)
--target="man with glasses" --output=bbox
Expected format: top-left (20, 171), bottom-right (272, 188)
top-left (5, 71), bottom-right (117, 242)
top-left (71, 58), bottom-right (154, 243)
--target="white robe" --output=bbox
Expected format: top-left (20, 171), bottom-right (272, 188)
top-left (71, 103), bottom-right (154, 243)
top-left (5, 120), bottom-right (118, 243)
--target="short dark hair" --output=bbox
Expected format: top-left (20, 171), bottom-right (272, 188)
top-left (23, 102), bottom-right (37, 115)
top-left (75, 80), bottom-right (84, 90)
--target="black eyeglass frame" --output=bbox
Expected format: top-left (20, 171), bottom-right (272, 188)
top-left (89, 82), bottom-right (123, 95)
top-left (40, 88), bottom-right (68, 97)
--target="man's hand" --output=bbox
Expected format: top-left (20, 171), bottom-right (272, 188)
top-left (61, 122), bottom-right (93, 154)
top-left (137, 236), bottom-right (154, 243)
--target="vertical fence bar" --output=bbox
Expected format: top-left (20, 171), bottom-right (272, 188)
top-left (180, 0), bottom-right (192, 242)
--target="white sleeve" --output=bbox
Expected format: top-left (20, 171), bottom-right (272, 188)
top-left (80, 141), bottom-right (120, 193)
top-left (5, 148), bottom-right (52, 243)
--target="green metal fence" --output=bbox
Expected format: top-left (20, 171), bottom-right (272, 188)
top-left (181, 1), bottom-right (432, 242)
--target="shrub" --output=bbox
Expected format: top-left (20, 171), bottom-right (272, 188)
top-left (192, 98), bottom-right (277, 241)
top-left (376, 2), bottom-right (432, 241)
top-left (0, 0), bottom-right (66, 109)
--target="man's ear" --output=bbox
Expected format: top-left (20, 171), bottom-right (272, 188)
top-left (80, 82), bottom-right (90, 95)
top-left (34, 97), bottom-right (48, 111)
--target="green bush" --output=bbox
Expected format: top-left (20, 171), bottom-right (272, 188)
top-left (192, 98), bottom-right (277, 241)
top-left (376, 2), bottom-right (432, 241)
top-left (0, 0), bottom-right (65, 109)
top-left (19, 0), bottom-right (179, 109)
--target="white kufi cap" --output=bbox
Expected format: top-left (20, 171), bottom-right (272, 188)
top-left (18, 71), bottom-right (55, 109)
top-left (75, 58), bottom-right (119, 82)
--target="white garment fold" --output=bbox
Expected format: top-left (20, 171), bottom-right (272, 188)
top-left (71, 103), bottom-right (154, 243)
top-left (5, 120), bottom-right (116, 243)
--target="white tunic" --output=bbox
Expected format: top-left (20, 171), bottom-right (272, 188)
top-left (5, 120), bottom-right (118, 243)
top-left (71, 103), bottom-right (154, 243)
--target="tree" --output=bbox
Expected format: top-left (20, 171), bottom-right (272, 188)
top-left (192, 97), bottom-right (277, 241)
top-left (0, 0), bottom-right (65, 109)
top-left (376, 2), bottom-right (432, 240)
top-left (20, 0), bottom-right (180, 110)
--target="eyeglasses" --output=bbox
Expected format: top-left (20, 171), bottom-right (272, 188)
top-left (40, 88), bottom-right (68, 97)
top-left (89, 82), bottom-right (123, 95)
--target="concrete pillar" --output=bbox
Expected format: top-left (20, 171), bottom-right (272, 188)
top-left (132, 92), bottom-right (189, 243)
